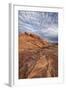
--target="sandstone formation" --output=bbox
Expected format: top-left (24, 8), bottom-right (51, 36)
top-left (19, 32), bottom-right (58, 79)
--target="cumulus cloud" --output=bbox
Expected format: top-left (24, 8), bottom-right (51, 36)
top-left (18, 11), bottom-right (58, 43)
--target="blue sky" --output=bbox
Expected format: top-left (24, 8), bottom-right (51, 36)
top-left (18, 11), bottom-right (58, 43)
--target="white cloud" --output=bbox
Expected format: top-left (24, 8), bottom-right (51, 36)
top-left (18, 11), bottom-right (58, 43)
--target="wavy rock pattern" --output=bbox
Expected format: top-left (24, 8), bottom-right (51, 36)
top-left (19, 32), bottom-right (58, 79)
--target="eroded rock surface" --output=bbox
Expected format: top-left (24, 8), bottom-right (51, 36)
top-left (19, 32), bottom-right (58, 79)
